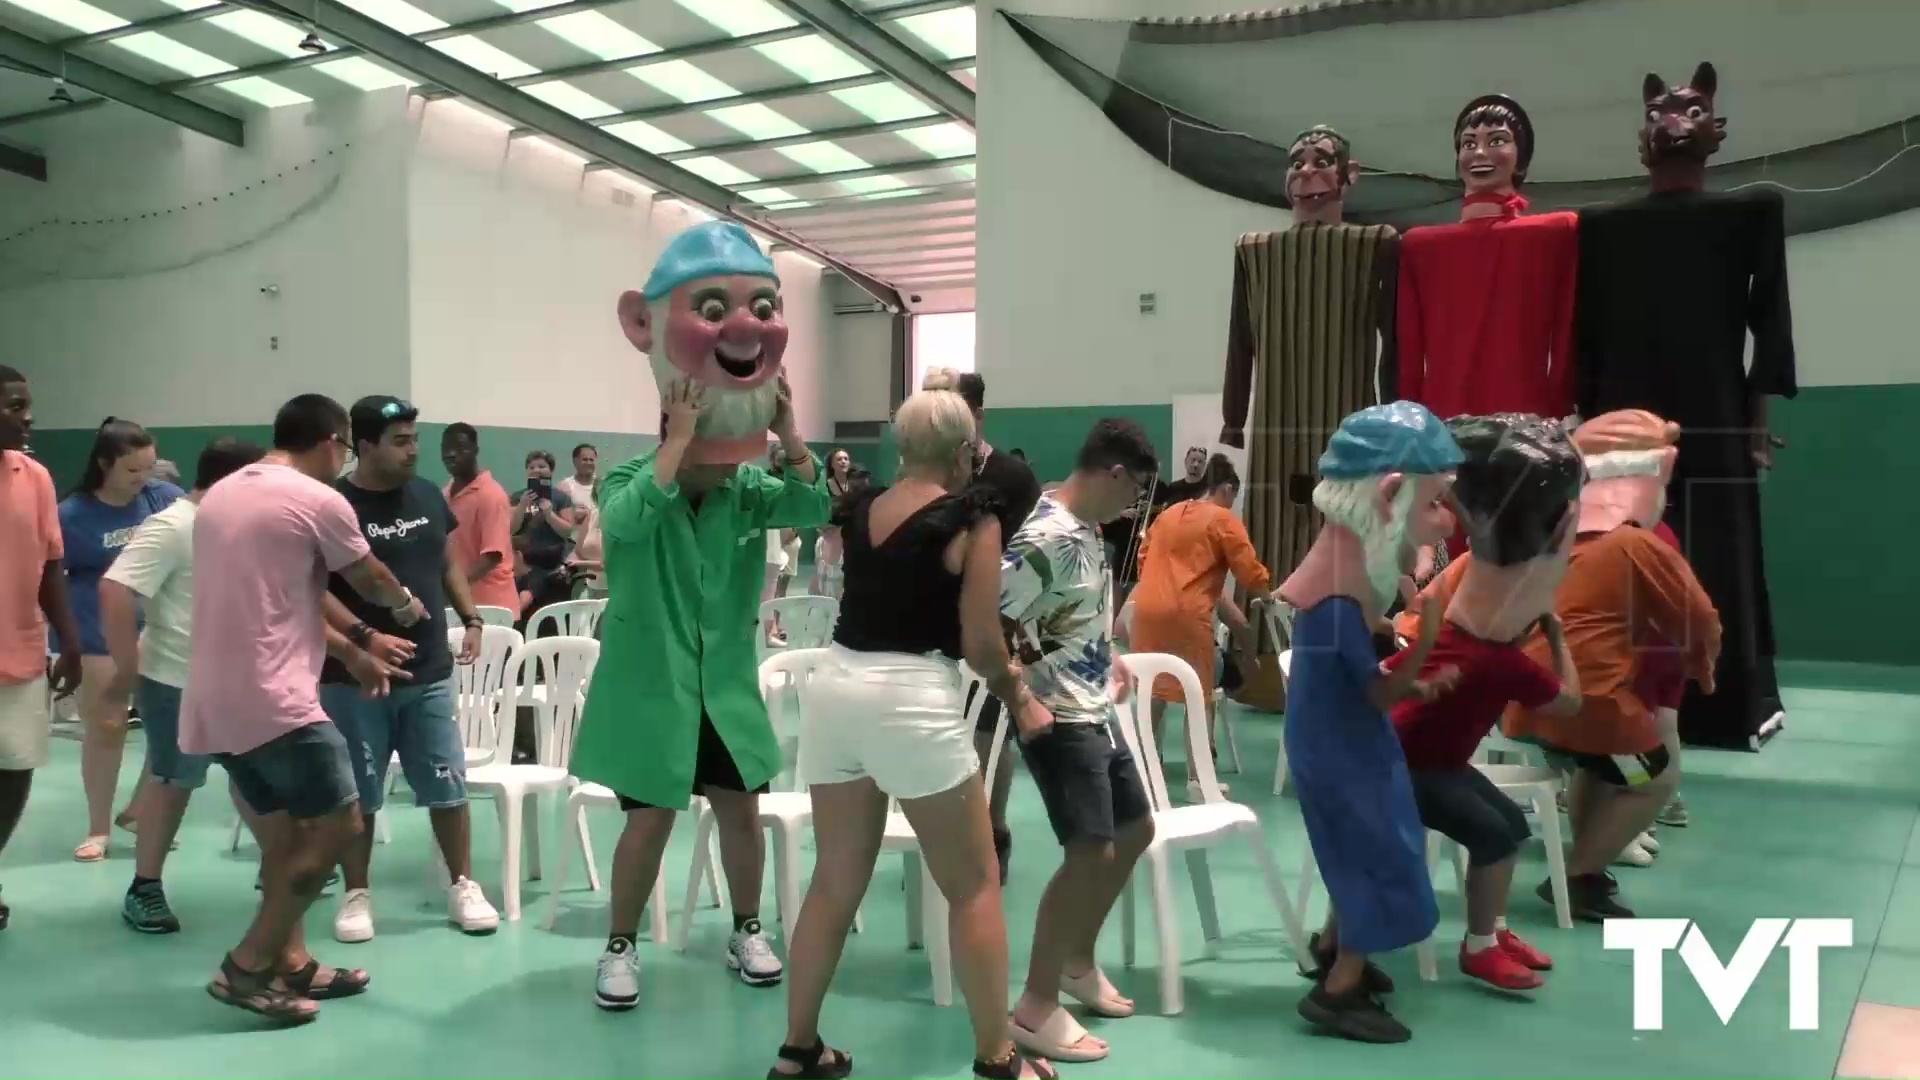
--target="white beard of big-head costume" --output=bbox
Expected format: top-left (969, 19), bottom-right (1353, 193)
top-left (646, 348), bottom-right (780, 456)
top-left (1314, 476), bottom-right (1418, 611)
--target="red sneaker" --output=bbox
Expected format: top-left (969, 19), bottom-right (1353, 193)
top-left (1459, 941), bottom-right (1544, 990)
top-left (1498, 929), bottom-right (1553, 971)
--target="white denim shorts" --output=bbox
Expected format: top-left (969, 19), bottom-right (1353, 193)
top-left (0, 675), bottom-right (51, 771)
top-left (800, 645), bottom-right (976, 800)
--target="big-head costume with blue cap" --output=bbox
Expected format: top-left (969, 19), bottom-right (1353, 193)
top-left (617, 221), bottom-right (788, 466)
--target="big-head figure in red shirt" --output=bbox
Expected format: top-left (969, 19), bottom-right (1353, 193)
top-left (1388, 414), bottom-right (1584, 993)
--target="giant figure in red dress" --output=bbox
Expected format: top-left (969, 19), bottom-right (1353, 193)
top-left (1575, 62), bottom-right (1795, 750)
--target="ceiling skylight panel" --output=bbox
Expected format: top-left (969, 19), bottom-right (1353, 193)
top-left (777, 141), bottom-right (869, 175)
top-left (153, 0), bottom-right (222, 11)
top-left (434, 36), bottom-right (539, 79)
top-left (673, 0), bottom-right (794, 36)
top-left (337, 0), bottom-right (446, 35)
top-left (605, 120), bottom-right (693, 155)
top-left (315, 56), bottom-right (417, 90)
top-left (533, 11), bottom-right (660, 61)
top-left (900, 122), bottom-right (973, 158)
top-left (755, 36), bottom-right (867, 83)
top-left (704, 104), bottom-right (807, 141)
top-left (894, 8), bottom-right (974, 60)
top-left (223, 77), bottom-right (313, 107)
top-left (628, 60), bottom-right (738, 104)
top-left (739, 187), bottom-right (803, 206)
top-left (679, 155), bottom-right (762, 187)
top-left (1, 0), bottom-right (123, 34)
top-left (952, 162), bottom-right (976, 179)
top-left (114, 32), bottom-right (232, 78)
top-left (842, 175), bottom-right (909, 195)
top-left (205, 9), bottom-right (310, 56)
top-left (523, 81), bottom-right (620, 119)
top-left (831, 83), bottom-right (936, 124)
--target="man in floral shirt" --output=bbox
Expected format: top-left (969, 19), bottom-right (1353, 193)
top-left (999, 418), bottom-right (1159, 1066)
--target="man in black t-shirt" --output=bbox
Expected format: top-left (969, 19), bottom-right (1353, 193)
top-left (924, 369), bottom-right (1040, 885)
top-left (317, 396), bottom-right (500, 943)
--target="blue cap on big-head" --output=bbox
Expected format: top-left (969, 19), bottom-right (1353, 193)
top-left (1318, 401), bottom-right (1464, 479)
top-left (642, 221), bottom-right (780, 302)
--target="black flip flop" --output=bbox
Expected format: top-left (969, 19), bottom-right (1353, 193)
top-left (282, 957), bottom-right (370, 1000)
top-left (975, 1052), bottom-right (1057, 1079)
top-left (765, 1039), bottom-right (852, 1080)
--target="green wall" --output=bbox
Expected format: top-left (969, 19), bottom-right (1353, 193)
top-left (29, 386), bottom-right (1909, 667)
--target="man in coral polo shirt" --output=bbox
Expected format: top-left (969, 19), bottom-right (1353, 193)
top-left (0, 364), bottom-right (83, 932)
top-left (440, 423), bottom-right (519, 616)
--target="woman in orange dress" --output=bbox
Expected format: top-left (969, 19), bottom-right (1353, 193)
top-left (1129, 457), bottom-right (1272, 774)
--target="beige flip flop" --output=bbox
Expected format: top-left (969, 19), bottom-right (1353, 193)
top-left (1061, 967), bottom-right (1135, 1018)
top-left (73, 835), bottom-right (109, 862)
top-left (1010, 1007), bottom-right (1109, 1063)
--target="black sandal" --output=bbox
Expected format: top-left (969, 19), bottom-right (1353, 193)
top-left (765, 1039), bottom-right (852, 1079)
top-left (281, 957), bottom-right (370, 1000)
top-left (974, 1051), bottom-right (1057, 1079)
top-left (207, 953), bottom-right (319, 1024)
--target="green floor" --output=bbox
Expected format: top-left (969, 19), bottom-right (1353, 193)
top-left (4, 663), bottom-right (1919, 1078)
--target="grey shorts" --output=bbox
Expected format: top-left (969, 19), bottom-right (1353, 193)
top-left (217, 721), bottom-right (358, 819)
top-left (139, 678), bottom-right (210, 789)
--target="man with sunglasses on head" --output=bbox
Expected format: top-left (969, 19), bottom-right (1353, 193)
top-left (999, 418), bottom-right (1160, 1065)
top-left (320, 396), bottom-right (499, 944)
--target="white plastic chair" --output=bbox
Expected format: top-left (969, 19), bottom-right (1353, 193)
top-left (1112, 652), bottom-right (1312, 1016)
top-left (881, 661), bottom-right (996, 1008)
top-left (674, 649), bottom-right (830, 953)
top-left (1117, 601), bottom-right (1240, 776)
top-left (1271, 647), bottom-right (1294, 797)
top-left (759, 596), bottom-right (837, 660)
top-left (464, 605), bottom-right (516, 628)
top-left (466, 635), bottom-right (597, 921)
top-left (528, 598), bottom-right (606, 640)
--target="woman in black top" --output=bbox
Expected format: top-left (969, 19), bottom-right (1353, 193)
top-left (769, 390), bottom-right (1054, 1080)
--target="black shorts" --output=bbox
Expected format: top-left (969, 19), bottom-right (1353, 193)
top-left (1543, 743), bottom-right (1673, 789)
top-left (1408, 766), bottom-right (1529, 868)
top-left (1019, 719), bottom-right (1151, 847)
top-left (217, 721), bottom-right (359, 820)
top-left (616, 713), bottom-right (770, 811)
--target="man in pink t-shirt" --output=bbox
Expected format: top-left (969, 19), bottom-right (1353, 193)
top-left (182, 394), bottom-right (423, 1025)
top-left (0, 364), bottom-right (83, 932)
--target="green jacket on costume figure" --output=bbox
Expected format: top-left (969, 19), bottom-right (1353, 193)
top-left (568, 449), bottom-right (829, 809)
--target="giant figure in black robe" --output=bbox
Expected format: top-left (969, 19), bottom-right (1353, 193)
top-left (1576, 62), bottom-right (1795, 750)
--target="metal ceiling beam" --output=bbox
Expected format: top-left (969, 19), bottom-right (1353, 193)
top-left (746, 153), bottom-right (972, 190)
top-left (822, 231), bottom-right (975, 255)
top-left (769, 0), bottom-right (974, 127)
top-left (892, 274), bottom-right (975, 289)
top-left (0, 25), bottom-right (244, 146)
top-left (0, 138), bottom-right (46, 181)
top-left (859, 252), bottom-right (973, 270)
top-left (801, 217), bottom-right (974, 242)
top-left (767, 184), bottom-right (972, 220)
top-left (248, 0), bottom-right (901, 308)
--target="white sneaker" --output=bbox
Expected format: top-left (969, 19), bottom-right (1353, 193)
top-left (1636, 831), bottom-right (1660, 854)
top-left (726, 918), bottom-right (784, 986)
top-left (595, 937), bottom-right (641, 1011)
top-left (447, 876), bottom-right (500, 935)
top-left (334, 888), bottom-right (374, 943)
top-left (1613, 840), bottom-right (1655, 868)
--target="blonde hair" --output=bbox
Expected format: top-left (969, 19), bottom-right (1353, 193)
top-left (895, 388), bottom-right (975, 467)
top-left (921, 366), bottom-right (962, 393)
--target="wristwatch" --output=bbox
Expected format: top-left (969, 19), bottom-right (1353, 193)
top-left (460, 613), bottom-right (484, 630)
top-left (388, 587), bottom-right (416, 615)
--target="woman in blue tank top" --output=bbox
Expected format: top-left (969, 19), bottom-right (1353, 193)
top-left (60, 418), bottom-right (182, 863)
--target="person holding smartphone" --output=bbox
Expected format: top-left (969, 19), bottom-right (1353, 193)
top-left (511, 450), bottom-right (574, 625)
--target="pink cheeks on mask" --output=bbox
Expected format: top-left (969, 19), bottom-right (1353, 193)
top-left (664, 279), bottom-right (789, 389)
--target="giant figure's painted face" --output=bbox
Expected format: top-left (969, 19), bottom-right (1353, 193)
top-left (1453, 95), bottom-right (1534, 196)
top-left (1640, 61), bottom-right (1726, 170)
top-left (1284, 126), bottom-right (1354, 216)
top-left (616, 222), bottom-right (789, 466)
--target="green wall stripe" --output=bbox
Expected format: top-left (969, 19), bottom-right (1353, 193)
top-left (28, 386), bottom-right (1906, 666)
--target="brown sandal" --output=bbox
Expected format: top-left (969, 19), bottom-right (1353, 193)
top-left (207, 953), bottom-right (318, 1024)
top-left (281, 957), bottom-right (370, 1000)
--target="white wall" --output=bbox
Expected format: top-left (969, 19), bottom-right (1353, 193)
top-left (0, 89), bottom-right (413, 428)
top-left (405, 98), bottom-right (832, 440)
top-left (979, 0), bottom-right (1920, 407)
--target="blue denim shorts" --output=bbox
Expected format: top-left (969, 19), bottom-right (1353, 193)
top-left (319, 678), bottom-right (467, 814)
top-left (138, 677), bottom-right (210, 789)
top-left (217, 721), bottom-right (358, 820)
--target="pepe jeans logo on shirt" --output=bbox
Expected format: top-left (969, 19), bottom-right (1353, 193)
top-left (367, 516), bottom-right (432, 541)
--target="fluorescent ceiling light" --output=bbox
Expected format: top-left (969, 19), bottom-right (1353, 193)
top-left (673, 0), bottom-right (792, 36)
top-left (604, 120), bottom-right (693, 155)
top-left (678, 155), bottom-right (761, 187)
top-left (223, 76), bottom-right (314, 107)
top-left (314, 56), bottom-right (416, 90)
top-left (894, 8), bottom-right (974, 60)
top-left (831, 83), bottom-right (936, 124)
top-left (523, 81), bottom-right (620, 119)
top-left (900, 121), bottom-right (973, 158)
top-left (2, 0), bottom-right (123, 34)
